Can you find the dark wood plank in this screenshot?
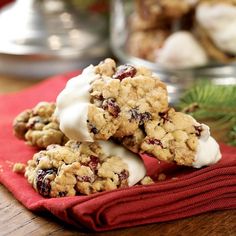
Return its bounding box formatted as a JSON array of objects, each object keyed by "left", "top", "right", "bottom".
[{"left": 1, "top": 184, "right": 235, "bottom": 236}]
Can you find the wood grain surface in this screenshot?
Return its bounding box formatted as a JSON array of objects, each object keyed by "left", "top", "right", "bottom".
[{"left": 0, "top": 75, "right": 236, "bottom": 236}]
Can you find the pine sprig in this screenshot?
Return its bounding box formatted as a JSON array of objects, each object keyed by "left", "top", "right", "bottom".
[
  {"left": 229, "top": 125, "right": 236, "bottom": 146},
  {"left": 178, "top": 82, "right": 236, "bottom": 145}
]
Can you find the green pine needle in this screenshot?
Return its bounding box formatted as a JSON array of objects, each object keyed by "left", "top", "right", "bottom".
[
  {"left": 229, "top": 125, "right": 236, "bottom": 146},
  {"left": 178, "top": 82, "right": 236, "bottom": 145}
]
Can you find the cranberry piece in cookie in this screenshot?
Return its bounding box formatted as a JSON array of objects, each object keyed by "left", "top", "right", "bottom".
[
  {"left": 36, "top": 169, "right": 56, "bottom": 197},
  {"left": 146, "top": 138, "right": 163, "bottom": 148},
  {"left": 102, "top": 98, "right": 121, "bottom": 117},
  {"left": 113, "top": 65, "right": 137, "bottom": 80},
  {"left": 194, "top": 125, "right": 203, "bottom": 137}
]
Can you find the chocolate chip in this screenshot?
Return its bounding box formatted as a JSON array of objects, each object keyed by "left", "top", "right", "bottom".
[
  {"left": 36, "top": 169, "right": 57, "bottom": 197},
  {"left": 102, "top": 98, "right": 120, "bottom": 117},
  {"left": 113, "top": 65, "right": 137, "bottom": 81}
]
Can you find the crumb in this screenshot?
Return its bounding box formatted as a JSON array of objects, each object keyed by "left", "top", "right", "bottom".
[
  {"left": 158, "top": 173, "right": 166, "bottom": 181},
  {"left": 13, "top": 163, "right": 26, "bottom": 174},
  {"left": 140, "top": 176, "right": 155, "bottom": 185}
]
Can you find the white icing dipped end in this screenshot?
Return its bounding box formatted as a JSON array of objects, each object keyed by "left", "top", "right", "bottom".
[
  {"left": 196, "top": 3, "right": 236, "bottom": 55},
  {"left": 193, "top": 124, "right": 221, "bottom": 168},
  {"left": 55, "top": 65, "right": 99, "bottom": 142},
  {"left": 98, "top": 141, "right": 146, "bottom": 186},
  {"left": 156, "top": 31, "right": 208, "bottom": 69}
]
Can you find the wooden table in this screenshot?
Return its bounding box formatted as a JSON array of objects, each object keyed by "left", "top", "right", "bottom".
[{"left": 0, "top": 75, "right": 235, "bottom": 236}]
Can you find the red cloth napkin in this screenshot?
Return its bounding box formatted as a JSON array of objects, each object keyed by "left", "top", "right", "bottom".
[
  {"left": 0, "top": 72, "right": 236, "bottom": 232},
  {"left": 0, "top": 0, "right": 13, "bottom": 8}
]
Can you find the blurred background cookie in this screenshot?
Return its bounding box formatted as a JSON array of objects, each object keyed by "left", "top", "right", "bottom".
[{"left": 195, "top": 0, "right": 236, "bottom": 62}]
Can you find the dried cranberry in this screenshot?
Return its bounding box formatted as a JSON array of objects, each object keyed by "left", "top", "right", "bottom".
[
  {"left": 194, "top": 125, "right": 203, "bottom": 137},
  {"left": 146, "top": 138, "right": 163, "bottom": 148},
  {"left": 88, "top": 155, "right": 100, "bottom": 170},
  {"left": 77, "top": 175, "right": 93, "bottom": 183},
  {"left": 129, "top": 109, "right": 151, "bottom": 125},
  {"left": 102, "top": 98, "right": 120, "bottom": 117},
  {"left": 91, "top": 126, "right": 99, "bottom": 134},
  {"left": 158, "top": 111, "right": 170, "bottom": 123},
  {"left": 129, "top": 108, "right": 140, "bottom": 121},
  {"left": 91, "top": 94, "right": 104, "bottom": 104},
  {"left": 139, "top": 112, "right": 151, "bottom": 125},
  {"left": 118, "top": 170, "right": 129, "bottom": 182},
  {"left": 113, "top": 65, "right": 137, "bottom": 81},
  {"left": 95, "top": 94, "right": 104, "bottom": 101},
  {"left": 58, "top": 191, "right": 67, "bottom": 197},
  {"left": 36, "top": 169, "right": 56, "bottom": 197}
]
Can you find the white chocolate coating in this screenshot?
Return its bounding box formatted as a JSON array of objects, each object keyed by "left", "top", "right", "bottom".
[
  {"left": 193, "top": 122, "right": 221, "bottom": 168},
  {"left": 156, "top": 31, "right": 208, "bottom": 69},
  {"left": 98, "top": 141, "right": 146, "bottom": 186},
  {"left": 55, "top": 65, "right": 99, "bottom": 142},
  {"left": 196, "top": 3, "right": 236, "bottom": 55}
]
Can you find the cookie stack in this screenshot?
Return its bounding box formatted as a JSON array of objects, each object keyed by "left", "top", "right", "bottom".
[
  {"left": 126, "top": 0, "right": 236, "bottom": 68},
  {"left": 13, "top": 59, "right": 221, "bottom": 197}
]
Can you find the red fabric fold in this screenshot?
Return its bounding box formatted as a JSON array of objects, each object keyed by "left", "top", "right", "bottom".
[{"left": 0, "top": 72, "right": 235, "bottom": 231}]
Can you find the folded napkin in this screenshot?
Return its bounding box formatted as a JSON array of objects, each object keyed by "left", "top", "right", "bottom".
[
  {"left": 0, "top": 0, "right": 12, "bottom": 8},
  {"left": 0, "top": 72, "right": 236, "bottom": 232}
]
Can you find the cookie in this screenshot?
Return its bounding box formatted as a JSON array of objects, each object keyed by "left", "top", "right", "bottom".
[
  {"left": 127, "top": 29, "right": 170, "bottom": 62},
  {"left": 195, "top": 0, "right": 236, "bottom": 62},
  {"left": 155, "top": 31, "right": 208, "bottom": 69},
  {"left": 25, "top": 140, "right": 146, "bottom": 197},
  {"left": 135, "top": 0, "right": 192, "bottom": 22},
  {"left": 13, "top": 102, "right": 68, "bottom": 149},
  {"left": 55, "top": 59, "right": 221, "bottom": 167},
  {"left": 128, "top": 12, "right": 172, "bottom": 32},
  {"left": 195, "top": 25, "right": 236, "bottom": 63},
  {"left": 55, "top": 58, "right": 168, "bottom": 142},
  {"left": 119, "top": 108, "right": 221, "bottom": 167}
]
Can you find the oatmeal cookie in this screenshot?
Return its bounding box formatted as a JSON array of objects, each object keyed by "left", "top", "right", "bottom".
[
  {"left": 119, "top": 108, "right": 221, "bottom": 167},
  {"left": 136, "top": 0, "right": 192, "bottom": 22},
  {"left": 195, "top": 0, "right": 236, "bottom": 62},
  {"left": 13, "top": 102, "right": 68, "bottom": 149},
  {"left": 128, "top": 12, "right": 172, "bottom": 32},
  {"left": 25, "top": 140, "right": 146, "bottom": 197},
  {"left": 127, "top": 30, "right": 170, "bottom": 62},
  {"left": 195, "top": 25, "right": 236, "bottom": 63},
  {"left": 55, "top": 58, "right": 168, "bottom": 142}
]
